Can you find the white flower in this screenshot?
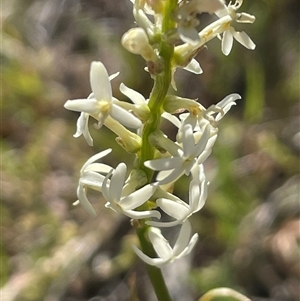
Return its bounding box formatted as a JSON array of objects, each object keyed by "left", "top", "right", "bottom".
[
  {"left": 147, "top": 166, "right": 208, "bottom": 227},
  {"left": 102, "top": 163, "right": 160, "bottom": 219},
  {"left": 145, "top": 123, "right": 211, "bottom": 185},
  {"left": 178, "top": 93, "right": 241, "bottom": 132},
  {"left": 133, "top": 220, "right": 199, "bottom": 267},
  {"left": 64, "top": 61, "right": 142, "bottom": 145},
  {"left": 215, "top": 0, "right": 256, "bottom": 55},
  {"left": 176, "top": 0, "right": 226, "bottom": 45},
  {"left": 77, "top": 148, "right": 113, "bottom": 216}
]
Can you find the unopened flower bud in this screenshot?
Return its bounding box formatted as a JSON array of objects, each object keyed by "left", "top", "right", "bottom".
[{"left": 122, "top": 28, "right": 158, "bottom": 62}]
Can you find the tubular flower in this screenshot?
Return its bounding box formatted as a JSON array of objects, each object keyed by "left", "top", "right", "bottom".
[
  {"left": 147, "top": 166, "right": 208, "bottom": 227},
  {"left": 178, "top": 93, "right": 241, "bottom": 134},
  {"left": 76, "top": 148, "right": 113, "bottom": 216},
  {"left": 102, "top": 163, "right": 160, "bottom": 219},
  {"left": 133, "top": 220, "right": 199, "bottom": 267},
  {"left": 176, "top": 0, "right": 226, "bottom": 44},
  {"left": 215, "top": 0, "right": 256, "bottom": 55},
  {"left": 64, "top": 61, "right": 142, "bottom": 146},
  {"left": 144, "top": 123, "right": 211, "bottom": 185}
]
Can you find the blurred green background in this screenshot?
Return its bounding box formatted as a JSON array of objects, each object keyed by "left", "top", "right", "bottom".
[{"left": 1, "top": 0, "right": 299, "bottom": 301}]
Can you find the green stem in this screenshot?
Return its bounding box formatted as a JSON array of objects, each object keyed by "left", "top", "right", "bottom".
[
  {"left": 138, "top": 61, "right": 172, "bottom": 181},
  {"left": 134, "top": 1, "right": 178, "bottom": 301}
]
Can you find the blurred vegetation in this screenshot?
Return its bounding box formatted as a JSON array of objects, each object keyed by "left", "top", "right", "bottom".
[{"left": 1, "top": 0, "right": 299, "bottom": 301}]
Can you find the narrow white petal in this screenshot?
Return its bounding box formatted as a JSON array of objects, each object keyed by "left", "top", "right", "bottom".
[
  {"left": 132, "top": 245, "right": 167, "bottom": 267},
  {"left": 119, "top": 184, "right": 157, "bottom": 210},
  {"left": 181, "top": 124, "right": 195, "bottom": 157},
  {"left": 206, "top": 134, "right": 218, "bottom": 149},
  {"left": 119, "top": 83, "right": 146, "bottom": 105},
  {"left": 233, "top": 31, "right": 256, "bottom": 50},
  {"left": 81, "top": 149, "right": 112, "bottom": 172},
  {"left": 80, "top": 171, "right": 105, "bottom": 191},
  {"left": 109, "top": 72, "right": 120, "bottom": 81},
  {"left": 123, "top": 209, "right": 161, "bottom": 219},
  {"left": 149, "top": 227, "right": 173, "bottom": 260},
  {"left": 189, "top": 180, "right": 201, "bottom": 211},
  {"left": 198, "top": 164, "right": 206, "bottom": 182},
  {"left": 197, "top": 180, "right": 208, "bottom": 211},
  {"left": 157, "top": 198, "right": 189, "bottom": 220},
  {"left": 193, "top": 125, "right": 210, "bottom": 157},
  {"left": 64, "top": 98, "right": 98, "bottom": 114},
  {"left": 77, "top": 184, "right": 96, "bottom": 216},
  {"left": 84, "top": 163, "right": 112, "bottom": 174},
  {"left": 176, "top": 233, "right": 199, "bottom": 259},
  {"left": 183, "top": 59, "right": 203, "bottom": 74},
  {"left": 197, "top": 148, "right": 213, "bottom": 164},
  {"left": 102, "top": 169, "right": 114, "bottom": 201},
  {"left": 215, "top": 103, "right": 236, "bottom": 121},
  {"left": 222, "top": 29, "right": 234, "bottom": 56},
  {"left": 110, "top": 163, "right": 127, "bottom": 202},
  {"left": 133, "top": 7, "right": 155, "bottom": 36},
  {"left": 74, "top": 112, "right": 93, "bottom": 146},
  {"left": 191, "top": 164, "right": 206, "bottom": 182},
  {"left": 155, "top": 169, "right": 172, "bottom": 181},
  {"left": 156, "top": 167, "right": 184, "bottom": 185},
  {"left": 110, "top": 104, "right": 142, "bottom": 128},
  {"left": 90, "top": 61, "right": 112, "bottom": 101},
  {"left": 182, "top": 114, "right": 198, "bottom": 130},
  {"left": 215, "top": 93, "right": 241, "bottom": 109},
  {"left": 173, "top": 220, "right": 192, "bottom": 255},
  {"left": 144, "top": 157, "right": 183, "bottom": 171}
]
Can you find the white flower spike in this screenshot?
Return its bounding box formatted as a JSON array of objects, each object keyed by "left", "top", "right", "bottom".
[
  {"left": 64, "top": 62, "right": 142, "bottom": 145},
  {"left": 102, "top": 163, "right": 160, "bottom": 219},
  {"left": 64, "top": 0, "right": 257, "bottom": 282},
  {"left": 133, "top": 220, "right": 199, "bottom": 267}
]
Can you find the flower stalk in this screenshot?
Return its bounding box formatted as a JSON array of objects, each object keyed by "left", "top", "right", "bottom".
[{"left": 64, "top": 0, "right": 256, "bottom": 300}]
